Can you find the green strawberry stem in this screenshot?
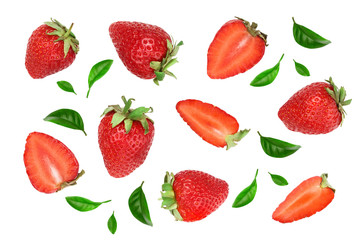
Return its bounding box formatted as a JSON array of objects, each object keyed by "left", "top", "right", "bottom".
[
  {"left": 161, "top": 172, "right": 183, "bottom": 221},
  {"left": 325, "top": 77, "right": 352, "bottom": 125},
  {"left": 225, "top": 129, "right": 251, "bottom": 150},
  {"left": 101, "top": 96, "right": 153, "bottom": 135},
  {"left": 320, "top": 173, "right": 335, "bottom": 192},
  {"left": 151, "top": 39, "right": 183, "bottom": 85},
  {"left": 45, "top": 18, "right": 79, "bottom": 57},
  {"left": 59, "top": 169, "right": 85, "bottom": 191}
]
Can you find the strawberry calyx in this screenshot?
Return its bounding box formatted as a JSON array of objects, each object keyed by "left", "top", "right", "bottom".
[
  {"left": 58, "top": 169, "right": 85, "bottom": 192},
  {"left": 235, "top": 17, "right": 268, "bottom": 45},
  {"left": 225, "top": 129, "right": 251, "bottom": 150},
  {"left": 150, "top": 38, "right": 184, "bottom": 85},
  {"left": 161, "top": 172, "right": 183, "bottom": 221},
  {"left": 325, "top": 77, "right": 352, "bottom": 124},
  {"left": 45, "top": 18, "right": 80, "bottom": 57},
  {"left": 101, "top": 96, "right": 154, "bottom": 135},
  {"left": 320, "top": 173, "right": 335, "bottom": 193}
]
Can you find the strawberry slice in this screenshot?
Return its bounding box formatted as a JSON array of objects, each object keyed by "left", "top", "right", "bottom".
[
  {"left": 272, "top": 174, "right": 335, "bottom": 223},
  {"left": 207, "top": 17, "right": 267, "bottom": 79},
  {"left": 176, "top": 99, "right": 249, "bottom": 150},
  {"left": 23, "top": 132, "right": 84, "bottom": 193}
]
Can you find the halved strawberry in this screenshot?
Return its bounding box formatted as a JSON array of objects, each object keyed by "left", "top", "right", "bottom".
[
  {"left": 23, "top": 132, "right": 84, "bottom": 193},
  {"left": 176, "top": 99, "right": 249, "bottom": 150},
  {"left": 272, "top": 174, "right": 335, "bottom": 223},
  {"left": 207, "top": 17, "right": 267, "bottom": 79}
]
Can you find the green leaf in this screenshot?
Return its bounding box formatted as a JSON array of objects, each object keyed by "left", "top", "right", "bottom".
[
  {"left": 86, "top": 59, "right": 113, "bottom": 98},
  {"left": 124, "top": 119, "right": 133, "bottom": 133},
  {"left": 163, "top": 58, "right": 178, "bottom": 71},
  {"left": 150, "top": 61, "right": 161, "bottom": 71},
  {"left": 128, "top": 107, "right": 152, "bottom": 120},
  {"left": 44, "top": 108, "right": 87, "bottom": 136},
  {"left": 111, "top": 112, "right": 126, "bottom": 128},
  {"left": 268, "top": 172, "right": 288, "bottom": 186},
  {"left": 128, "top": 182, "right": 153, "bottom": 226},
  {"left": 250, "top": 54, "right": 284, "bottom": 87},
  {"left": 107, "top": 211, "right": 117, "bottom": 234},
  {"left": 232, "top": 169, "right": 258, "bottom": 208},
  {"left": 65, "top": 196, "right": 111, "bottom": 212},
  {"left": 293, "top": 60, "right": 310, "bottom": 76},
  {"left": 292, "top": 17, "right": 331, "bottom": 49},
  {"left": 258, "top": 131, "right": 301, "bottom": 158},
  {"left": 57, "top": 81, "right": 76, "bottom": 94}
]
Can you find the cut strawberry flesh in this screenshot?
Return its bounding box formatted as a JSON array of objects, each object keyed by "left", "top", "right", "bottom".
[
  {"left": 176, "top": 99, "right": 239, "bottom": 147},
  {"left": 207, "top": 19, "right": 265, "bottom": 79},
  {"left": 24, "top": 132, "right": 79, "bottom": 193},
  {"left": 272, "top": 176, "right": 335, "bottom": 223}
]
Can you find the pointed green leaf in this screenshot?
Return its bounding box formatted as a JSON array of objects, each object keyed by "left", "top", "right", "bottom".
[
  {"left": 163, "top": 58, "right": 178, "bottom": 71},
  {"left": 128, "top": 107, "right": 152, "bottom": 120},
  {"left": 250, "top": 54, "right": 284, "bottom": 87},
  {"left": 111, "top": 112, "right": 126, "bottom": 128},
  {"left": 65, "top": 196, "right": 111, "bottom": 212},
  {"left": 166, "top": 39, "right": 173, "bottom": 51},
  {"left": 232, "top": 169, "right": 259, "bottom": 208},
  {"left": 268, "top": 172, "right": 288, "bottom": 186},
  {"left": 101, "top": 106, "right": 115, "bottom": 117},
  {"left": 258, "top": 131, "right": 301, "bottom": 158},
  {"left": 150, "top": 61, "right": 161, "bottom": 71},
  {"left": 164, "top": 70, "right": 177, "bottom": 79},
  {"left": 87, "top": 59, "right": 113, "bottom": 98},
  {"left": 124, "top": 119, "right": 133, "bottom": 133},
  {"left": 343, "top": 99, "right": 352, "bottom": 106},
  {"left": 128, "top": 182, "right": 153, "bottom": 226},
  {"left": 44, "top": 21, "right": 63, "bottom": 31},
  {"left": 57, "top": 81, "right": 76, "bottom": 94},
  {"left": 63, "top": 40, "right": 71, "bottom": 57},
  {"left": 44, "top": 109, "right": 86, "bottom": 135},
  {"left": 107, "top": 211, "right": 117, "bottom": 234},
  {"left": 293, "top": 59, "right": 310, "bottom": 76},
  {"left": 339, "top": 87, "right": 346, "bottom": 103},
  {"left": 140, "top": 118, "right": 150, "bottom": 135},
  {"left": 292, "top": 17, "right": 331, "bottom": 49}
]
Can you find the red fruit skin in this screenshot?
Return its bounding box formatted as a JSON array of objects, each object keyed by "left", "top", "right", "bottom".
[
  {"left": 173, "top": 170, "right": 229, "bottom": 222},
  {"left": 278, "top": 82, "right": 342, "bottom": 134},
  {"left": 207, "top": 19, "right": 266, "bottom": 79},
  {"left": 109, "top": 21, "right": 170, "bottom": 79},
  {"left": 23, "top": 132, "right": 79, "bottom": 193},
  {"left": 176, "top": 99, "right": 239, "bottom": 148},
  {"left": 272, "top": 176, "right": 335, "bottom": 223},
  {"left": 98, "top": 112, "right": 155, "bottom": 178},
  {"left": 25, "top": 24, "right": 76, "bottom": 79}
]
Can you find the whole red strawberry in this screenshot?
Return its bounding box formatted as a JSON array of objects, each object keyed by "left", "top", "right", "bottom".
[
  {"left": 23, "top": 132, "right": 84, "bottom": 193},
  {"left": 98, "top": 96, "right": 154, "bottom": 178},
  {"left": 25, "top": 19, "right": 79, "bottom": 79},
  {"left": 161, "top": 170, "right": 229, "bottom": 222},
  {"left": 207, "top": 17, "right": 267, "bottom": 79},
  {"left": 109, "top": 21, "right": 183, "bottom": 85},
  {"left": 278, "top": 77, "right": 351, "bottom": 134}
]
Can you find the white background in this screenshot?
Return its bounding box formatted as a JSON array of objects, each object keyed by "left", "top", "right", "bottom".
[{"left": 1, "top": 0, "right": 359, "bottom": 239}]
